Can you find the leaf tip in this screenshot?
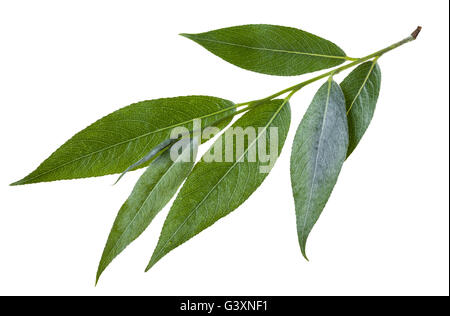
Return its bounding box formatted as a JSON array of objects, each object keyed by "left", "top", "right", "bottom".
[
  {"left": 179, "top": 33, "right": 195, "bottom": 40},
  {"left": 301, "top": 248, "right": 310, "bottom": 262},
  {"left": 95, "top": 268, "right": 103, "bottom": 286},
  {"left": 10, "top": 179, "right": 25, "bottom": 186},
  {"left": 299, "top": 236, "right": 310, "bottom": 261},
  {"left": 112, "top": 174, "right": 124, "bottom": 186},
  {"left": 145, "top": 256, "right": 159, "bottom": 272},
  {"left": 144, "top": 262, "right": 153, "bottom": 273}
]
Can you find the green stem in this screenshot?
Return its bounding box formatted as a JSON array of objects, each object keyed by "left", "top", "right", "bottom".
[
  {"left": 344, "top": 56, "right": 360, "bottom": 62},
  {"left": 132, "top": 28, "right": 421, "bottom": 166},
  {"left": 239, "top": 27, "right": 420, "bottom": 106}
]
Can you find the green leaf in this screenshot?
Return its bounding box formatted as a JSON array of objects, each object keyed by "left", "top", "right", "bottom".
[
  {"left": 290, "top": 79, "right": 348, "bottom": 260},
  {"left": 11, "top": 96, "right": 235, "bottom": 185},
  {"left": 181, "top": 24, "right": 348, "bottom": 76},
  {"left": 146, "top": 99, "right": 291, "bottom": 270},
  {"left": 96, "top": 138, "right": 198, "bottom": 283},
  {"left": 340, "top": 61, "right": 381, "bottom": 157},
  {"left": 114, "top": 138, "right": 175, "bottom": 185}
]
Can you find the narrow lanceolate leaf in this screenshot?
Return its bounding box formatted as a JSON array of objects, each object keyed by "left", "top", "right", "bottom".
[
  {"left": 340, "top": 61, "right": 381, "bottom": 157},
  {"left": 181, "top": 24, "right": 348, "bottom": 76},
  {"left": 96, "top": 138, "right": 198, "bottom": 283},
  {"left": 114, "top": 138, "right": 175, "bottom": 185},
  {"left": 290, "top": 79, "right": 348, "bottom": 260},
  {"left": 11, "top": 96, "right": 235, "bottom": 185},
  {"left": 146, "top": 99, "right": 291, "bottom": 270}
]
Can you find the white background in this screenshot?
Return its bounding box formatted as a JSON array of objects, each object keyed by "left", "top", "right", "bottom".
[{"left": 0, "top": 0, "right": 448, "bottom": 296}]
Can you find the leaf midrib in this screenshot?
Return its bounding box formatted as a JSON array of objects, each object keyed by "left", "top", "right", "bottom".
[
  {"left": 149, "top": 100, "right": 288, "bottom": 266},
  {"left": 185, "top": 35, "right": 348, "bottom": 60},
  {"left": 346, "top": 61, "right": 378, "bottom": 115},
  {"left": 21, "top": 105, "right": 235, "bottom": 183},
  {"left": 300, "top": 80, "right": 333, "bottom": 246}
]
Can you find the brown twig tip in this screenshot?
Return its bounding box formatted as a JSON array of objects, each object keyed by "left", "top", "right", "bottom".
[{"left": 411, "top": 26, "right": 422, "bottom": 39}]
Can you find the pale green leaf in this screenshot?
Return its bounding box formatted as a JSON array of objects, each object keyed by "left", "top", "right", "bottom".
[
  {"left": 181, "top": 24, "right": 348, "bottom": 76},
  {"left": 114, "top": 138, "right": 175, "bottom": 185},
  {"left": 290, "top": 79, "right": 348, "bottom": 259},
  {"left": 340, "top": 61, "right": 381, "bottom": 157},
  {"left": 96, "top": 138, "right": 198, "bottom": 283},
  {"left": 146, "top": 99, "right": 291, "bottom": 270},
  {"left": 12, "top": 96, "right": 235, "bottom": 185}
]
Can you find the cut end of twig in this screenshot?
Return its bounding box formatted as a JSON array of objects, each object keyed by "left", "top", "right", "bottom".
[{"left": 411, "top": 26, "right": 422, "bottom": 39}]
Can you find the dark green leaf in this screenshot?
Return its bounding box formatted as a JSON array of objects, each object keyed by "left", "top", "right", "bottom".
[
  {"left": 290, "top": 79, "right": 348, "bottom": 259},
  {"left": 181, "top": 24, "right": 348, "bottom": 76},
  {"left": 146, "top": 99, "right": 291, "bottom": 270},
  {"left": 340, "top": 61, "right": 381, "bottom": 157},
  {"left": 96, "top": 138, "right": 198, "bottom": 283},
  {"left": 12, "top": 96, "right": 235, "bottom": 185}
]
